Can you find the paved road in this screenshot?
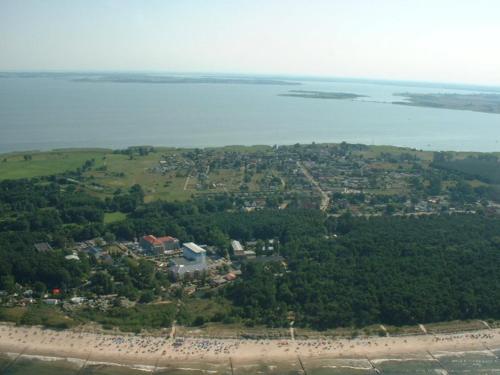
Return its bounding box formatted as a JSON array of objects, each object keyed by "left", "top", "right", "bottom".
[{"left": 297, "top": 161, "right": 330, "bottom": 211}]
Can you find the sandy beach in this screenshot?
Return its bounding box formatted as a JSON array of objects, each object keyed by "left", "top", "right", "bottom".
[{"left": 0, "top": 323, "right": 498, "bottom": 369}]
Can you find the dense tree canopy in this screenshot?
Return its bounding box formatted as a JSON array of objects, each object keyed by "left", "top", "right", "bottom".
[{"left": 226, "top": 215, "right": 500, "bottom": 329}]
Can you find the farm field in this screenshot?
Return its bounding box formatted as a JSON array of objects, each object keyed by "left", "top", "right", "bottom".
[{"left": 0, "top": 145, "right": 285, "bottom": 202}]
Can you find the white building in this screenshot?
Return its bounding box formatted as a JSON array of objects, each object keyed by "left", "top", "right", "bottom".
[
  {"left": 65, "top": 253, "right": 80, "bottom": 261},
  {"left": 231, "top": 240, "right": 245, "bottom": 257},
  {"left": 182, "top": 242, "right": 206, "bottom": 263}
]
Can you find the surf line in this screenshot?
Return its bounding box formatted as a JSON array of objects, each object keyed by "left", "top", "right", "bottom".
[
  {"left": 482, "top": 344, "right": 499, "bottom": 359},
  {"left": 427, "top": 350, "right": 449, "bottom": 375},
  {"left": 1, "top": 347, "right": 28, "bottom": 372},
  {"left": 366, "top": 357, "right": 381, "bottom": 374},
  {"left": 297, "top": 355, "right": 308, "bottom": 375},
  {"left": 76, "top": 351, "right": 92, "bottom": 375}
]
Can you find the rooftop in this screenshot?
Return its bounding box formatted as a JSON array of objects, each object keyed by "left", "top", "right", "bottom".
[
  {"left": 142, "top": 235, "right": 162, "bottom": 245},
  {"left": 143, "top": 235, "right": 178, "bottom": 245},
  {"left": 34, "top": 242, "right": 53, "bottom": 253},
  {"left": 182, "top": 242, "right": 206, "bottom": 254},
  {"left": 169, "top": 256, "right": 208, "bottom": 275},
  {"left": 158, "top": 236, "right": 178, "bottom": 243},
  {"left": 231, "top": 240, "right": 244, "bottom": 252}
]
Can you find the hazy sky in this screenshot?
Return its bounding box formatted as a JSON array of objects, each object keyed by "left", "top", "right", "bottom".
[{"left": 1, "top": 0, "right": 500, "bottom": 85}]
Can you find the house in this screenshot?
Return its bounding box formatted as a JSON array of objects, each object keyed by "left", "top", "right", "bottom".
[
  {"left": 34, "top": 242, "right": 52, "bottom": 253},
  {"left": 231, "top": 240, "right": 245, "bottom": 257},
  {"left": 70, "top": 297, "right": 86, "bottom": 304},
  {"left": 243, "top": 250, "right": 256, "bottom": 259},
  {"left": 65, "top": 253, "right": 80, "bottom": 261},
  {"left": 262, "top": 239, "right": 279, "bottom": 253},
  {"left": 224, "top": 272, "right": 237, "bottom": 281},
  {"left": 85, "top": 246, "right": 102, "bottom": 256},
  {"left": 182, "top": 242, "right": 206, "bottom": 263},
  {"left": 98, "top": 253, "right": 114, "bottom": 265},
  {"left": 140, "top": 235, "right": 180, "bottom": 254},
  {"left": 43, "top": 299, "right": 59, "bottom": 305}
]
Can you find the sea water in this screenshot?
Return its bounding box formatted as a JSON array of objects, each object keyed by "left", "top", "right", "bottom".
[
  {"left": 1, "top": 74, "right": 500, "bottom": 153},
  {"left": 2, "top": 351, "right": 500, "bottom": 374}
]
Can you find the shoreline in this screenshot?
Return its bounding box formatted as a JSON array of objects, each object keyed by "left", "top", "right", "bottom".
[
  {"left": 0, "top": 323, "right": 499, "bottom": 369},
  {"left": 2, "top": 141, "right": 500, "bottom": 158}
]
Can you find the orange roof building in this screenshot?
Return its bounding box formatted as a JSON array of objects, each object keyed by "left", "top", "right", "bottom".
[{"left": 140, "top": 235, "right": 180, "bottom": 254}]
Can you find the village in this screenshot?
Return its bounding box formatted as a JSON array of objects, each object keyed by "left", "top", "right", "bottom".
[
  {"left": 2, "top": 142, "right": 500, "bottom": 317},
  {"left": 0, "top": 233, "right": 282, "bottom": 314},
  {"left": 148, "top": 143, "right": 500, "bottom": 216}
]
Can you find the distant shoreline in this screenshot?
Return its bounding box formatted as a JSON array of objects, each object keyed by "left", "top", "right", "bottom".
[
  {"left": 2, "top": 141, "right": 500, "bottom": 158},
  {"left": 279, "top": 89, "right": 367, "bottom": 100},
  {"left": 277, "top": 89, "right": 500, "bottom": 115},
  {"left": 393, "top": 92, "right": 500, "bottom": 114},
  {"left": 1, "top": 71, "right": 500, "bottom": 93}
]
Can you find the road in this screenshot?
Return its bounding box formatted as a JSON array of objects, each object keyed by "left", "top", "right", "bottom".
[
  {"left": 183, "top": 175, "right": 191, "bottom": 191},
  {"left": 297, "top": 161, "right": 330, "bottom": 211}
]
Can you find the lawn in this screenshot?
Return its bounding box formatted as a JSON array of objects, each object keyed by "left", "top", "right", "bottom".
[{"left": 103, "top": 211, "right": 128, "bottom": 224}]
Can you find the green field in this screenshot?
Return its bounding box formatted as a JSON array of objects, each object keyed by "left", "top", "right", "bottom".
[
  {"left": 0, "top": 149, "right": 109, "bottom": 180},
  {"left": 0, "top": 146, "right": 284, "bottom": 202},
  {"left": 103, "top": 211, "right": 128, "bottom": 224}
]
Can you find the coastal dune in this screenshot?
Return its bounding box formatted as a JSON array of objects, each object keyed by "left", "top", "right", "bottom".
[{"left": 0, "top": 323, "right": 498, "bottom": 369}]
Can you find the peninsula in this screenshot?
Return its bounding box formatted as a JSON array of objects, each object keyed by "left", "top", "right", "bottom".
[
  {"left": 279, "top": 89, "right": 367, "bottom": 99},
  {"left": 393, "top": 92, "right": 500, "bottom": 114}
]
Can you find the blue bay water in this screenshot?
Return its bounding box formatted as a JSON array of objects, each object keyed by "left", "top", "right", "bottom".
[{"left": 1, "top": 76, "right": 500, "bottom": 153}]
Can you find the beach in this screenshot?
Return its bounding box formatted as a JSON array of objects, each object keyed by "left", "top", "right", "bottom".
[{"left": 0, "top": 323, "right": 498, "bottom": 371}]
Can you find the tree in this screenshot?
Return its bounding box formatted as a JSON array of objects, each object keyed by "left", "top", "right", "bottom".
[
  {"left": 90, "top": 271, "right": 114, "bottom": 295},
  {"left": 33, "top": 281, "right": 47, "bottom": 298},
  {"left": 139, "top": 290, "right": 155, "bottom": 303},
  {"left": 0, "top": 275, "right": 15, "bottom": 293},
  {"left": 103, "top": 232, "right": 116, "bottom": 243}
]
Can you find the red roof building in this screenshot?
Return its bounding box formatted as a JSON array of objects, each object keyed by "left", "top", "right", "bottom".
[{"left": 140, "top": 235, "right": 180, "bottom": 254}]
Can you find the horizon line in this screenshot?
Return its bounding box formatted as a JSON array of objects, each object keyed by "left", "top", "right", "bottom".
[{"left": 1, "top": 69, "right": 500, "bottom": 90}]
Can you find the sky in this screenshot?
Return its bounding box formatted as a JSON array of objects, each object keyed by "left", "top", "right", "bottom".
[{"left": 1, "top": 0, "right": 500, "bottom": 85}]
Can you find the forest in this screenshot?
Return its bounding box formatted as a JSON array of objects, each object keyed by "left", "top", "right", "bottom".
[
  {"left": 433, "top": 154, "right": 500, "bottom": 184},
  {"left": 0, "top": 175, "right": 499, "bottom": 331},
  {"left": 227, "top": 214, "right": 500, "bottom": 329}
]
